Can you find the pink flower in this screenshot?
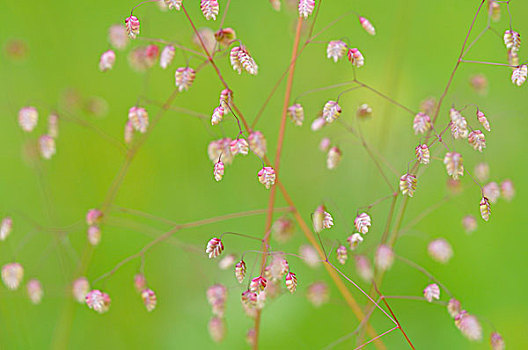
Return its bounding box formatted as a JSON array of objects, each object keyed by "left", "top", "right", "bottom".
[
  {"left": 423, "top": 283, "right": 440, "bottom": 302},
  {"left": 476, "top": 109, "right": 491, "bottom": 131},
  {"left": 375, "top": 245, "right": 394, "bottom": 271},
  {"left": 355, "top": 255, "right": 373, "bottom": 282},
  {"left": 207, "top": 284, "right": 227, "bottom": 316},
  {"left": 285, "top": 272, "right": 297, "bottom": 293},
  {"left": 241, "top": 290, "right": 257, "bottom": 307},
  {"left": 413, "top": 112, "right": 431, "bottom": 134},
  {"left": 175, "top": 67, "right": 196, "bottom": 91},
  {"left": 235, "top": 260, "right": 246, "bottom": 283},
  {"left": 18, "top": 106, "right": 38, "bottom": 132},
  {"left": 230, "top": 138, "right": 249, "bottom": 156},
  {"left": 300, "top": 244, "right": 320, "bottom": 267},
  {"left": 287, "top": 104, "right": 304, "bottom": 126},
  {"left": 213, "top": 161, "right": 224, "bottom": 182},
  {"left": 428, "top": 239, "right": 453, "bottom": 263},
  {"left": 134, "top": 274, "right": 147, "bottom": 292},
  {"left": 455, "top": 311, "right": 482, "bottom": 341},
  {"left": 298, "top": 0, "right": 315, "bottom": 18},
  {"left": 503, "top": 30, "right": 521, "bottom": 53},
  {"left": 327, "top": 40, "right": 347, "bottom": 62},
  {"left": 39, "top": 135, "right": 56, "bottom": 159},
  {"left": 125, "top": 16, "right": 140, "bottom": 39},
  {"left": 85, "top": 289, "right": 111, "bottom": 313},
  {"left": 347, "top": 233, "right": 363, "bottom": 250},
  {"left": 72, "top": 277, "right": 90, "bottom": 303},
  {"left": 319, "top": 137, "right": 331, "bottom": 152},
  {"left": 128, "top": 106, "right": 149, "bottom": 133},
  {"left": 359, "top": 16, "right": 376, "bottom": 35},
  {"left": 312, "top": 205, "right": 333, "bottom": 233},
  {"left": 218, "top": 254, "right": 236, "bottom": 270},
  {"left": 87, "top": 225, "right": 101, "bottom": 246},
  {"left": 468, "top": 130, "right": 486, "bottom": 152},
  {"left": 164, "top": 0, "right": 182, "bottom": 10},
  {"left": 480, "top": 197, "right": 491, "bottom": 221},
  {"left": 400, "top": 173, "right": 417, "bottom": 197},
  {"left": 108, "top": 24, "right": 128, "bottom": 49},
  {"left": 249, "top": 276, "right": 267, "bottom": 293},
  {"left": 86, "top": 209, "right": 103, "bottom": 226},
  {"left": 0, "top": 217, "right": 12, "bottom": 241},
  {"left": 160, "top": 45, "right": 175, "bottom": 69},
  {"left": 271, "top": 216, "right": 295, "bottom": 243},
  {"left": 462, "top": 215, "right": 477, "bottom": 234},
  {"left": 311, "top": 117, "right": 326, "bottom": 131},
  {"left": 512, "top": 65, "right": 527, "bottom": 86},
  {"left": 483, "top": 182, "right": 500, "bottom": 203},
  {"left": 354, "top": 213, "right": 371, "bottom": 234},
  {"left": 99, "top": 50, "right": 116, "bottom": 72},
  {"left": 219, "top": 89, "right": 232, "bottom": 109},
  {"left": 208, "top": 317, "right": 226, "bottom": 343},
  {"left": 444, "top": 152, "right": 464, "bottom": 180},
  {"left": 336, "top": 245, "right": 348, "bottom": 265},
  {"left": 500, "top": 179, "right": 515, "bottom": 201},
  {"left": 200, "top": 0, "right": 219, "bottom": 20},
  {"left": 258, "top": 166, "right": 276, "bottom": 189},
  {"left": 323, "top": 100, "right": 341, "bottom": 123},
  {"left": 490, "top": 332, "right": 505, "bottom": 350},
  {"left": 347, "top": 48, "right": 364, "bottom": 67},
  {"left": 205, "top": 237, "right": 224, "bottom": 258},
  {"left": 27, "top": 279, "right": 43, "bottom": 304},
  {"left": 327, "top": 146, "right": 342, "bottom": 170},
  {"left": 415, "top": 144, "right": 430, "bottom": 164},
  {"left": 211, "top": 106, "right": 224, "bottom": 125},
  {"left": 248, "top": 131, "right": 267, "bottom": 158},
  {"left": 447, "top": 298, "right": 461, "bottom": 317},
  {"left": 230, "top": 46, "right": 258, "bottom": 75},
  {"left": 307, "top": 282, "right": 329, "bottom": 307},
  {"left": 141, "top": 288, "right": 157, "bottom": 311}
]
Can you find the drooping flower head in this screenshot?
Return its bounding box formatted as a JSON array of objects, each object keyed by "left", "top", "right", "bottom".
[
  {"left": 241, "top": 289, "right": 258, "bottom": 307},
  {"left": 455, "top": 311, "right": 482, "bottom": 341},
  {"left": 326, "top": 146, "right": 342, "bottom": 170},
  {"left": 503, "top": 30, "right": 521, "bottom": 53},
  {"left": 336, "top": 245, "right": 348, "bottom": 265},
  {"left": 211, "top": 106, "right": 224, "bottom": 126},
  {"left": 322, "top": 100, "right": 341, "bottom": 123},
  {"left": 108, "top": 24, "right": 129, "bottom": 49},
  {"left": 18, "top": 107, "right": 38, "bottom": 132},
  {"left": 500, "top": 179, "right": 515, "bottom": 201},
  {"left": 327, "top": 40, "right": 347, "bottom": 62},
  {"left": 357, "top": 103, "right": 372, "bottom": 118},
  {"left": 415, "top": 144, "right": 430, "bottom": 164},
  {"left": 375, "top": 245, "right": 394, "bottom": 271},
  {"left": 300, "top": 244, "right": 320, "bottom": 267},
  {"left": 27, "top": 279, "right": 43, "bottom": 304},
  {"left": 0, "top": 217, "right": 12, "bottom": 241},
  {"left": 512, "top": 65, "right": 527, "bottom": 86},
  {"left": 423, "top": 283, "right": 440, "bottom": 302},
  {"left": 468, "top": 130, "right": 486, "bottom": 152},
  {"left": 483, "top": 182, "right": 500, "bottom": 203},
  {"left": 444, "top": 152, "right": 464, "bottom": 180},
  {"left": 462, "top": 215, "right": 477, "bottom": 234},
  {"left": 319, "top": 137, "right": 331, "bottom": 152},
  {"left": 160, "top": 45, "right": 175, "bottom": 69},
  {"left": 476, "top": 109, "right": 491, "bottom": 131},
  {"left": 208, "top": 317, "right": 226, "bottom": 343},
  {"left": 249, "top": 276, "right": 267, "bottom": 294},
  {"left": 355, "top": 255, "right": 374, "bottom": 282},
  {"left": 164, "top": 0, "right": 182, "bottom": 10},
  {"left": 213, "top": 161, "right": 224, "bottom": 182},
  {"left": 205, "top": 237, "right": 224, "bottom": 258},
  {"left": 85, "top": 289, "right": 111, "bottom": 313},
  {"left": 48, "top": 113, "right": 59, "bottom": 138},
  {"left": 285, "top": 272, "right": 297, "bottom": 293},
  {"left": 272, "top": 216, "right": 295, "bottom": 243},
  {"left": 207, "top": 284, "right": 227, "bottom": 316},
  {"left": 87, "top": 225, "right": 101, "bottom": 246},
  {"left": 307, "top": 281, "right": 329, "bottom": 307},
  {"left": 248, "top": 131, "right": 267, "bottom": 158},
  {"left": 38, "top": 135, "right": 56, "bottom": 159},
  {"left": 230, "top": 46, "right": 258, "bottom": 75},
  {"left": 125, "top": 16, "right": 140, "bottom": 39},
  {"left": 347, "top": 48, "right": 364, "bottom": 67},
  {"left": 480, "top": 197, "right": 491, "bottom": 221},
  {"left": 312, "top": 205, "right": 333, "bottom": 233},
  {"left": 134, "top": 273, "right": 147, "bottom": 292},
  {"left": 354, "top": 213, "right": 371, "bottom": 234},
  {"left": 175, "top": 67, "right": 196, "bottom": 91},
  {"left": 201, "top": 0, "right": 219, "bottom": 20},
  {"left": 208, "top": 138, "right": 233, "bottom": 165},
  {"left": 99, "top": 50, "right": 116, "bottom": 72},
  {"left": 287, "top": 103, "right": 304, "bottom": 126},
  {"left": 413, "top": 112, "right": 431, "bottom": 134},
  {"left": 141, "top": 288, "right": 157, "bottom": 312},
  {"left": 2, "top": 263, "right": 24, "bottom": 290},
  {"left": 490, "top": 332, "right": 505, "bottom": 350},
  {"left": 400, "top": 173, "right": 417, "bottom": 197},
  {"left": 124, "top": 121, "right": 134, "bottom": 145},
  {"left": 298, "top": 0, "right": 315, "bottom": 18},
  {"left": 72, "top": 277, "right": 90, "bottom": 303},
  {"left": 128, "top": 106, "right": 149, "bottom": 133},
  {"left": 359, "top": 16, "right": 376, "bottom": 35},
  {"left": 218, "top": 254, "right": 236, "bottom": 270},
  {"left": 428, "top": 239, "right": 453, "bottom": 263},
  {"left": 447, "top": 298, "right": 461, "bottom": 317},
  {"left": 214, "top": 28, "right": 236, "bottom": 46},
  {"left": 258, "top": 166, "right": 276, "bottom": 189},
  {"left": 230, "top": 138, "right": 249, "bottom": 156},
  {"left": 235, "top": 260, "right": 246, "bottom": 283},
  {"left": 347, "top": 233, "right": 363, "bottom": 250}
]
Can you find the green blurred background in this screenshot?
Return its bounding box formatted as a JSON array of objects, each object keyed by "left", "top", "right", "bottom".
[{"left": 1, "top": 0, "right": 526, "bottom": 348}]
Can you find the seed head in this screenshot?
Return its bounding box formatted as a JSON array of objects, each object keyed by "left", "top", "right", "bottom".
[
  {"left": 480, "top": 197, "right": 491, "bottom": 221},
  {"left": 468, "top": 130, "right": 486, "bottom": 152},
  {"left": 455, "top": 311, "right": 482, "bottom": 341},
  {"left": 327, "top": 40, "right": 348, "bottom": 62},
  {"left": 214, "top": 28, "right": 236, "bottom": 46},
  {"left": 336, "top": 245, "right": 348, "bottom": 265},
  {"left": 323, "top": 100, "right": 341, "bottom": 123},
  {"left": 319, "top": 138, "right": 331, "bottom": 152},
  {"left": 201, "top": 0, "right": 219, "bottom": 20},
  {"left": 213, "top": 161, "right": 224, "bottom": 182},
  {"left": 205, "top": 237, "right": 224, "bottom": 258},
  {"left": 287, "top": 103, "right": 304, "bottom": 126},
  {"left": 208, "top": 317, "right": 226, "bottom": 343},
  {"left": 447, "top": 298, "right": 461, "bottom": 317},
  {"left": 0, "top": 217, "right": 12, "bottom": 241},
  {"left": 474, "top": 162, "right": 489, "bottom": 183},
  {"left": 500, "top": 179, "right": 515, "bottom": 201},
  {"left": 347, "top": 48, "right": 364, "bottom": 67},
  {"left": 359, "top": 16, "right": 376, "bottom": 35},
  {"left": 134, "top": 273, "right": 147, "bottom": 292},
  {"left": 26, "top": 279, "right": 43, "bottom": 304},
  {"left": 18, "top": 107, "right": 38, "bottom": 132},
  {"left": 85, "top": 289, "right": 111, "bottom": 313},
  {"left": 272, "top": 216, "right": 295, "bottom": 243},
  {"left": 249, "top": 131, "right": 267, "bottom": 158},
  {"left": 444, "top": 152, "right": 464, "bottom": 180},
  {"left": 208, "top": 138, "right": 233, "bottom": 164},
  {"left": 125, "top": 16, "right": 140, "bottom": 39},
  {"left": 124, "top": 121, "right": 134, "bottom": 145},
  {"left": 250, "top": 276, "right": 267, "bottom": 294},
  {"left": 375, "top": 245, "right": 394, "bottom": 271},
  {"left": 298, "top": 0, "right": 315, "bottom": 18},
  {"left": 490, "top": 332, "right": 505, "bottom": 350},
  {"left": 355, "top": 255, "right": 373, "bottom": 282},
  {"left": 413, "top": 112, "right": 431, "bottom": 134},
  {"left": 326, "top": 146, "right": 342, "bottom": 170},
  {"left": 462, "top": 215, "right": 477, "bottom": 234},
  {"left": 415, "top": 144, "right": 430, "bottom": 164},
  {"left": 400, "top": 173, "right": 417, "bottom": 197},
  {"left": 87, "top": 225, "right": 101, "bottom": 246},
  {"left": 128, "top": 106, "right": 149, "bottom": 133},
  {"left": 258, "top": 166, "right": 276, "bottom": 189},
  {"left": 218, "top": 254, "right": 236, "bottom": 270},
  {"left": 285, "top": 272, "right": 297, "bottom": 293},
  {"left": 207, "top": 284, "right": 227, "bottom": 316},
  {"left": 311, "top": 117, "right": 326, "bottom": 131},
  {"left": 211, "top": 106, "right": 224, "bottom": 125},
  {"left": 164, "top": 0, "right": 182, "bottom": 10},
  {"left": 175, "top": 67, "right": 196, "bottom": 91},
  {"left": 230, "top": 138, "right": 249, "bottom": 156},
  {"left": 354, "top": 213, "right": 371, "bottom": 234},
  {"left": 307, "top": 282, "right": 329, "bottom": 307},
  {"left": 300, "top": 244, "right": 321, "bottom": 267},
  {"left": 141, "top": 288, "right": 157, "bottom": 312},
  {"left": 483, "top": 182, "right": 500, "bottom": 203},
  {"left": 476, "top": 109, "right": 491, "bottom": 131},
  {"left": 1, "top": 263, "right": 23, "bottom": 290},
  {"left": 235, "top": 260, "right": 246, "bottom": 283},
  {"left": 72, "top": 277, "right": 90, "bottom": 303},
  {"left": 38, "top": 135, "right": 56, "bottom": 159},
  {"left": 241, "top": 289, "right": 258, "bottom": 307},
  {"left": 219, "top": 89, "right": 232, "bottom": 109},
  {"left": 450, "top": 108, "right": 468, "bottom": 139},
  {"left": 503, "top": 30, "right": 521, "bottom": 53},
  {"left": 512, "top": 65, "right": 527, "bottom": 86},
  {"left": 488, "top": 0, "right": 500, "bottom": 22},
  {"left": 159, "top": 45, "right": 175, "bottom": 69},
  {"left": 423, "top": 283, "right": 440, "bottom": 302},
  {"left": 99, "top": 50, "right": 116, "bottom": 72},
  {"left": 47, "top": 113, "right": 59, "bottom": 138},
  {"left": 312, "top": 205, "right": 333, "bottom": 233},
  {"left": 428, "top": 239, "right": 453, "bottom": 263},
  {"left": 347, "top": 233, "right": 363, "bottom": 250},
  {"left": 230, "top": 46, "right": 258, "bottom": 75},
  {"left": 108, "top": 24, "right": 128, "bottom": 49}
]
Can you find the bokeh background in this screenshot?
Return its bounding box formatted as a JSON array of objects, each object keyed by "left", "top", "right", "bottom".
[{"left": 1, "top": 0, "right": 527, "bottom": 348}]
